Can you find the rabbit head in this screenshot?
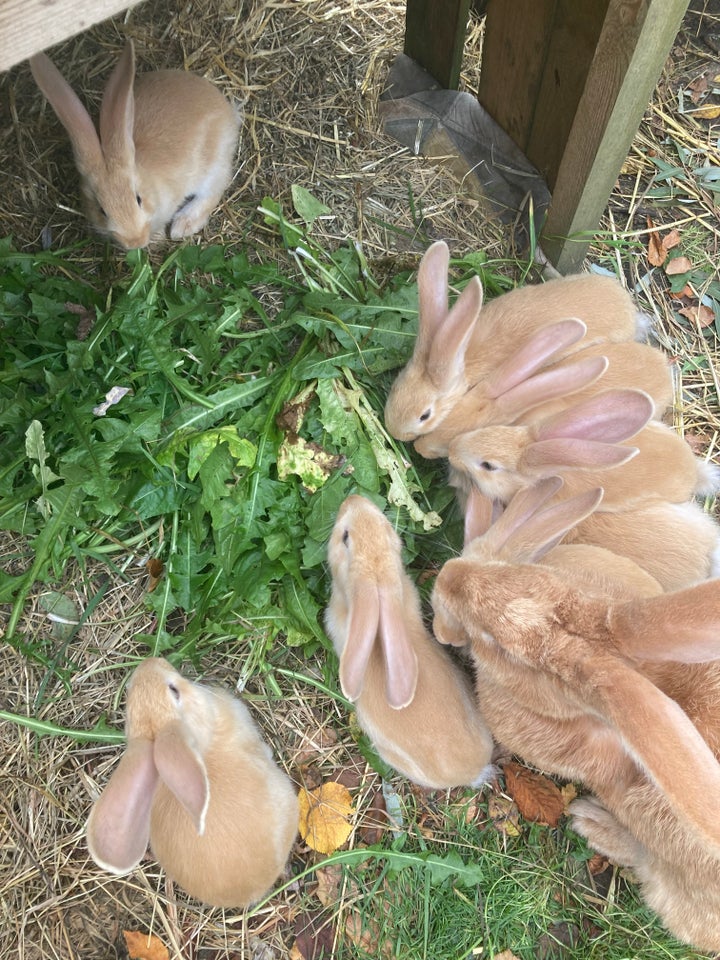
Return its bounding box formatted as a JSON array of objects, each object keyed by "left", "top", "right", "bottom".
[
  {"left": 448, "top": 388, "right": 653, "bottom": 503},
  {"left": 326, "top": 494, "right": 419, "bottom": 709}
]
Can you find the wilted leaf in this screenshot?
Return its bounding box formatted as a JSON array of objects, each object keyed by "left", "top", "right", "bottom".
[
  {"left": 358, "top": 786, "right": 388, "bottom": 845},
  {"left": 488, "top": 794, "right": 522, "bottom": 836},
  {"left": 678, "top": 303, "right": 715, "bottom": 327},
  {"left": 560, "top": 782, "right": 577, "bottom": 812},
  {"left": 146, "top": 557, "right": 165, "bottom": 592},
  {"left": 123, "top": 930, "right": 170, "bottom": 960},
  {"left": 314, "top": 864, "right": 343, "bottom": 907},
  {"left": 646, "top": 221, "right": 681, "bottom": 267},
  {"left": 664, "top": 255, "right": 693, "bottom": 276},
  {"left": 687, "top": 74, "right": 709, "bottom": 104},
  {"left": 298, "top": 781, "right": 354, "bottom": 854},
  {"left": 39, "top": 591, "right": 80, "bottom": 639},
  {"left": 690, "top": 103, "right": 720, "bottom": 119},
  {"left": 345, "top": 910, "right": 393, "bottom": 960},
  {"left": 587, "top": 852, "right": 611, "bottom": 876},
  {"left": 670, "top": 282, "right": 694, "bottom": 299},
  {"left": 291, "top": 184, "right": 332, "bottom": 228},
  {"left": 276, "top": 436, "right": 345, "bottom": 492},
  {"left": 93, "top": 385, "right": 131, "bottom": 416},
  {"left": 292, "top": 910, "right": 335, "bottom": 960},
  {"left": 503, "top": 761, "right": 565, "bottom": 827}
]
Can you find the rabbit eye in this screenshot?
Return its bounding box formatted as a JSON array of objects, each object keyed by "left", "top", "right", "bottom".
[
  {"left": 419, "top": 409, "right": 432, "bottom": 423},
  {"left": 136, "top": 194, "right": 143, "bottom": 208},
  {"left": 342, "top": 529, "right": 350, "bottom": 546},
  {"left": 479, "top": 461, "right": 498, "bottom": 472},
  {"left": 168, "top": 682, "right": 180, "bottom": 701}
]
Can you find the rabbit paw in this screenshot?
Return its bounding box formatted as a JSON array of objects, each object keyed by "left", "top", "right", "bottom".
[
  {"left": 569, "top": 797, "right": 643, "bottom": 866},
  {"left": 170, "top": 194, "right": 216, "bottom": 239}
]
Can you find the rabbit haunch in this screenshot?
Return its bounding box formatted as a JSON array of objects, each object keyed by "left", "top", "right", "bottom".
[
  {"left": 324, "top": 494, "right": 495, "bottom": 790},
  {"left": 30, "top": 41, "right": 241, "bottom": 249},
  {"left": 86, "top": 658, "right": 298, "bottom": 908},
  {"left": 384, "top": 239, "right": 649, "bottom": 445},
  {"left": 432, "top": 478, "right": 720, "bottom": 950}
]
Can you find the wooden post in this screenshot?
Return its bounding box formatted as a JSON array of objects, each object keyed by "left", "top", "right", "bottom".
[{"left": 403, "top": 0, "right": 472, "bottom": 90}]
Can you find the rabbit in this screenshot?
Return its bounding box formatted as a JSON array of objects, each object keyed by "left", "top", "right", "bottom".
[
  {"left": 324, "top": 493, "right": 495, "bottom": 790},
  {"left": 448, "top": 386, "right": 719, "bottom": 508},
  {"left": 85, "top": 657, "right": 298, "bottom": 908},
  {"left": 408, "top": 331, "right": 673, "bottom": 461},
  {"left": 29, "top": 40, "right": 241, "bottom": 249},
  {"left": 384, "top": 239, "right": 651, "bottom": 444},
  {"left": 431, "top": 478, "right": 720, "bottom": 950}
]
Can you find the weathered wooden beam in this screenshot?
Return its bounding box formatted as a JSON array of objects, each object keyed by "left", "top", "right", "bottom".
[
  {"left": 541, "top": 0, "right": 690, "bottom": 272},
  {"left": 403, "top": 0, "right": 472, "bottom": 90},
  {"left": 0, "top": 0, "right": 143, "bottom": 72}
]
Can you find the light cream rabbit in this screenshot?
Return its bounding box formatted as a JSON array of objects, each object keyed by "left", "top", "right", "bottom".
[
  {"left": 86, "top": 657, "right": 298, "bottom": 908},
  {"left": 324, "top": 494, "right": 495, "bottom": 789},
  {"left": 449, "top": 387, "right": 719, "bottom": 508},
  {"left": 30, "top": 41, "right": 241, "bottom": 249},
  {"left": 384, "top": 239, "right": 650, "bottom": 445},
  {"left": 432, "top": 478, "right": 720, "bottom": 950}
]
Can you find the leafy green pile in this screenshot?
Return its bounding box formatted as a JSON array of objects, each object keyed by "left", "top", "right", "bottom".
[{"left": 0, "top": 192, "right": 473, "bottom": 665}]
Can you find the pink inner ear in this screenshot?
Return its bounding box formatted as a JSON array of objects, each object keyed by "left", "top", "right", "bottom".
[
  {"left": 86, "top": 738, "right": 158, "bottom": 873},
  {"left": 463, "top": 485, "right": 496, "bottom": 545},
  {"left": 378, "top": 588, "right": 419, "bottom": 709},
  {"left": 416, "top": 241, "right": 451, "bottom": 351},
  {"left": 537, "top": 388, "right": 654, "bottom": 444},
  {"left": 484, "top": 318, "right": 587, "bottom": 398},
  {"left": 427, "top": 276, "right": 483, "bottom": 388},
  {"left": 154, "top": 724, "right": 210, "bottom": 835},
  {"left": 99, "top": 41, "right": 136, "bottom": 161},
  {"left": 524, "top": 438, "right": 639, "bottom": 470},
  {"left": 339, "top": 580, "right": 381, "bottom": 702}
]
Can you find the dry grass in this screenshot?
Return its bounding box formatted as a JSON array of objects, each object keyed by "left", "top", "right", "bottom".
[{"left": 1, "top": 1, "right": 719, "bottom": 958}]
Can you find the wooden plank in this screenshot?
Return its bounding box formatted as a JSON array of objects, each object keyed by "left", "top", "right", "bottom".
[
  {"left": 0, "top": 0, "right": 143, "bottom": 72},
  {"left": 541, "top": 0, "right": 690, "bottom": 272},
  {"left": 477, "top": 0, "right": 558, "bottom": 154},
  {"left": 403, "top": 0, "right": 471, "bottom": 90}
]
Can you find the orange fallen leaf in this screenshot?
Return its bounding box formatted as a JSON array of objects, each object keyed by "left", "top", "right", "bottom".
[
  {"left": 689, "top": 103, "right": 720, "bottom": 119},
  {"left": 503, "top": 761, "right": 565, "bottom": 827},
  {"left": 678, "top": 303, "right": 715, "bottom": 327},
  {"left": 588, "top": 852, "right": 611, "bottom": 876},
  {"left": 298, "top": 781, "right": 354, "bottom": 854},
  {"left": 664, "top": 255, "right": 693, "bottom": 276},
  {"left": 646, "top": 220, "right": 681, "bottom": 267},
  {"left": 345, "top": 909, "right": 394, "bottom": 960},
  {"left": 145, "top": 557, "right": 165, "bottom": 592},
  {"left": 670, "top": 282, "right": 694, "bottom": 299},
  {"left": 314, "top": 864, "right": 342, "bottom": 907},
  {"left": 123, "top": 931, "right": 170, "bottom": 960}
]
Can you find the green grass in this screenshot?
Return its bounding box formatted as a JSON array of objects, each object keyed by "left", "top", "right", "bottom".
[{"left": 0, "top": 192, "right": 712, "bottom": 959}]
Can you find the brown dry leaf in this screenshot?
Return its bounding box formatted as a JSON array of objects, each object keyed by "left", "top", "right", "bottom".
[
  {"left": 646, "top": 220, "right": 681, "bottom": 267},
  {"left": 145, "top": 557, "right": 165, "bottom": 592},
  {"left": 345, "top": 910, "right": 393, "bottom": 960},
  {"left": 560, "top": 782, "right": 577, "bottom": 812},
  {"left": 664, "top": 255, "right": 693, "bottom": 276},
  {"left": 358, "top": 786, "right": 388, "bottom": 845},
  {"left": 678, "top": 303, "right": 716, "bottom": 327},
  {"left": 670, "top": 282, "right": 694, "bottom": 299},
  {"left": 588, "top": 852, "right": 611, "bottom": 876},
  {"left": 292, "top": 909, "right": 335, "bottom": 960},
  {"left": 298, "top": 781, "right": 354, "bottom": 854},
  {"left": 503, "top": 761, "right": 565, "bottom": 827},
  {"left": 488, "top": 794, "right": 522, "bottom": 837},
  {"left": 687, "top": 74, "right": 709, "bottom": 104},
  {"left": 123, "top": 931, "right": 170, "bottom": 960},
  {"left": 314, "top": 864, "right": 342, "bottom": 908}
]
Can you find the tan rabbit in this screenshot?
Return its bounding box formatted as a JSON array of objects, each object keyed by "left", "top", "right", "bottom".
[
  {"left": 448, "top": 387, "right": 718, "bottom": 508},
  {"left": 432, "top": 478, "right": 720, "bottom": 950},
  {"left": 324, "top": 494, "right": 495, "bottom": 789},
  {"left": 30, "top": 41, "right": 241, "bottom": 249},
  {"left": 86, "top": 657, "right": 298, "bottom": 908},
  {"left": 385, "top": 239, "right": 648, "bottom": 444}
]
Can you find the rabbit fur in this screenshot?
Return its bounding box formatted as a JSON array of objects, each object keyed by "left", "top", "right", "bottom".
[
  {"left": 324, "top": 494, "right": 495, "bottom": 789},
  {"left": 86, "top": 657, "right": 298, "bottom": 908},
  {"left": 385, "top": 239, "right": 654, "bottom": 446},
  {"left": 432, "top": 478, "right": 720, "bottom": 950},
  {"left": 30, "top": 41, "right": 241, "bottom": 249}
]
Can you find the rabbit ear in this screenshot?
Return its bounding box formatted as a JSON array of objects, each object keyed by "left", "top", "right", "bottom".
[
  {"left": 426, "top": 276, "right": 483, "bottom": 390},
  {"left": 477, "top": 476, "right": 564, "bottom": 553},
  {"left": 463, "top": 485, "right": 497, "bottom": 546},
  {"left": 86, "top": 739, "right": 158, "bottom": 873},
  {"left": 416, "top": 241, "right": 451, "bottom": 354},
  {"left": 99, "top": 41, "right": 136, "bottom": 163},
  {"left": 485, "top": 318, "right": 587, "bottom": 398},
  {"left": 154, "top": 723, "right": 210, "bottom": 835},
  {"left": 610, "top": 580, "right": 720, "bottom": 663},
  {"left": 493, "top": 355, "right": 610, "bottom": 423},
  {"left": 535, "top": 389, "right": 654, "bottom": 444},
  {"left": 378, "top": 588, "right": 419, "bottom": 708},
  {"left": 589, "top": 663, "right": 720, "bottom": 850},
  {"left": 339, "top": 580, "right": 381, "bottom": 702},
  {"left": 524, "top": 438, "right": 639, "bottom": 471},
  {"left": 29, "top": 52, "right": 103, "bottom": 172}
]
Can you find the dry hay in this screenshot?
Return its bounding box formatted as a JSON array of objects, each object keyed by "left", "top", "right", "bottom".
[{"left": 1, "top": 1, "right": 719, "bottom": 958}]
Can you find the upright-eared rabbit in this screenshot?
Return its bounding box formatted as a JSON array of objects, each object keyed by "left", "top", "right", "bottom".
[
  {"left": 86, "top": 657, "right": 298, "bottom": 908},
  {"left": 384, "top": 240, "right": 658, "bottom": 447},
  {"left": 324, "top": 494, "right": 495, "bottom": 789},
  {"left": 30, "top": 41, "right": 241, "bottom": 249},
  {"left": 432, "top": 478, "right": 720, "bottom": 950}
]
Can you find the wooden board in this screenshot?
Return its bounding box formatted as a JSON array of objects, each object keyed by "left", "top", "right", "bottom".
[
  {"left": 0, "top": 0, "right": 144, "bottom": 72},
  {"left": 403, "top": 0, "right": 471, "bottom": 90}
]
